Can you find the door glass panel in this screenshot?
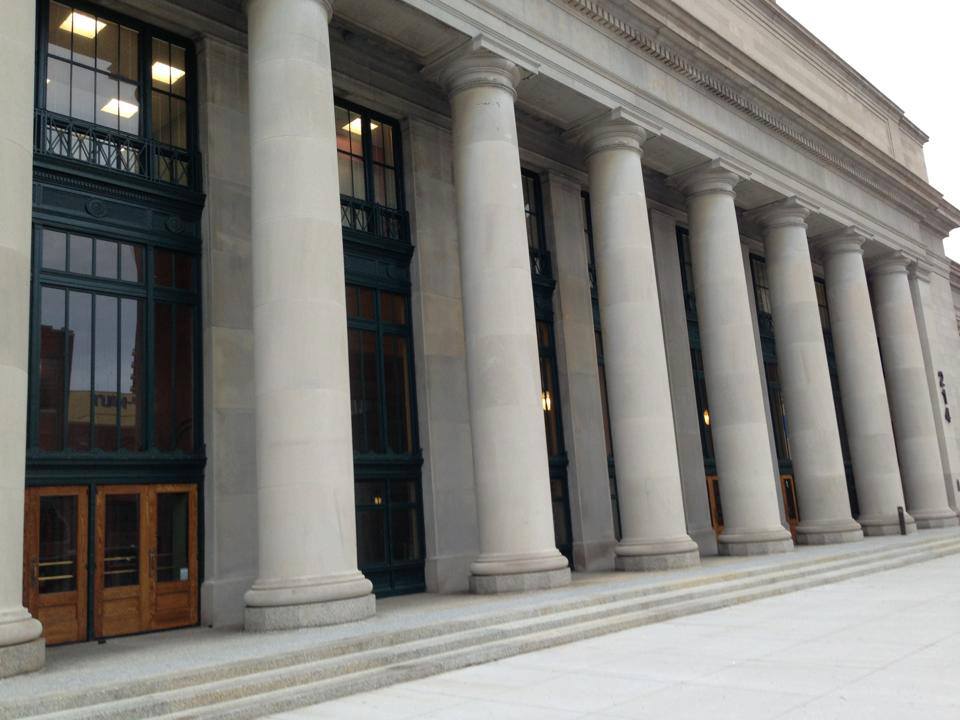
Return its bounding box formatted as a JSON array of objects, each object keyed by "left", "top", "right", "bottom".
[
  {"left": 156, "top": 493, "right": 189, "bottom": 582},
  {"left": 390, "top": 507, "right": 419, "bottom": 562},
  {"left": 103, "top": 494, "right": 139, "bottom": 588},
  {"left": 357, "top": 510, "right": 386, "bottom": 567},
  {"left": 38, "top": 495, "right": 78, "bottom": 594}
]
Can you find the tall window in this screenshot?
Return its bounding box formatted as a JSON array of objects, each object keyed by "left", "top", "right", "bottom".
[
  {"left": 523, "top": 170, "right": 573, "bottom": 561},
  {"left": 31, "top": 227, "right": 199, "bottom": 455},
  {"left": 338, "top": 100, "right": 423, "bottom": 595},
  {"left": 581, "top": 192, "right": 621, "bottom": 540},
  {"left": 39, "top": 1, "right": 196, "bottom": 186}
]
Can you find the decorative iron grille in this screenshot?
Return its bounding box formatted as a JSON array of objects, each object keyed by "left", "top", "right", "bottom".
[{"left": 340, "top": 195, "right": 408, "bottom": 245}]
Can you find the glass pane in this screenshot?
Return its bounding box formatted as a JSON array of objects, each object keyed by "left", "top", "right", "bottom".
[
  {"left": 48, "top": 2, "right": 72, "bottom": 60},
  {"left": 70, "top": 11, "right": 97, "bottom": 66},
  {"left": 103, "top": 494, "right": 139, "bottom": 588},
  {"left": 345, "top": 285, "right": 359, "bottom": 318},
  {"left": 154, "top": 249, "right": 174, "bottom": 286},
  {"left": 119, "top": 298, "right": 144, "bottom": 451},
  {"left": 118, "top": 80, "right": 139, "bottom": 135},
  {"left": 94, "top": 294, "right": 118, "bottom": 452},
  {"left": 154, "top": 303, "right": 173, "bottom": 450},
  {"left": 335, "top": 106, "right": 351, "bottom": 152},
  {"left": 169, "top": 44, "right": 187, "bottom": 98},
  {"left": 42, "top": 229, "right": 67, "bottom": 271},
  {"left": 152, "top": 38, "right": 170, "bottom": 88},
  {"left": 95, "top": 239, "right": 118, "bottom": 278},
  {"left": 380, "top": 292, "right": 406, "bottom": 325},
  {"left": 66, "top": 291, "right": 92, "bottom": 451},
  {"left": 390, "top": 507, "right": 420, "bottom": 562},
  {"left": 96, "top": 19, "right": 118, "bottom": 75},
  {"left": 175, "top": 304, "right": 195, "bottom": 452},
  {"left": 357, "top": 287, "right": 375, "bottom": 320},
  {"left": 69, "top": 234, "right": 92, "bottom": 275},
  {"left": 156, "top": 493, "right": 189, "bottom": 582},
  {"left": 118, "top": 26, "right": 139, "bottom": 82},
  {"left": 95, "top": 72, "right": 119, "bottom": 130},
  {"left": 174, "top": 252, "right": 193, "bottom": 290},
  {"left": 348, "top": 329, "right": 381, "bottom": 453},
  {"left": 541, "top": 355, "right": 561, "bottom": 457},
  {"left": 170, "top": 97, "right": 187, "bottom": 149},
  {"left": 38, "top": 287, "right": 66, "bottom": 451},
  {"left": 46, "top": 58, "right": 71, "bottom": 116},
  {"left": 370, "top": 121, "right": 386, "bottom": 164},
  {"left": 382, "top": 124, "right": 395, "bottom": 167},
  {"left": 389, "top": 479, "right": 417, "bottom": 504},
  {"left": 152, "top": 90, "right": 169, "bottom": 144},
  {"left": 71, "top": 64, "right": 96, "bottom": 123},
  {"left": 355, "top": 480, "right": 385, "bottom": 506},
  {"left": 38, "top": 495, "right": 78, "bottom": 594},
  {"left": 119, "top": 244, "right": 143, "bottom": 282},
  {"left": 351, "top": 157, "right": 366, "bottom": 200},
  {"left": 384, "top": 168, "right": 398, "bottom": 209},
  {"left": 383, "top": 334, "right": 412, "bottom": 454},
  {"left": 372, "top": 164, "right": 386, "bottom": 208},
  {"left": 357, "top": 509, "right": 385, "bottom": 567},
  {"left": 337, "top": 153, "right": 352, "bottom": 197}
]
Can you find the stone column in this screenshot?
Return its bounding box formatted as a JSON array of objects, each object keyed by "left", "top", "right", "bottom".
[
  {"left": 582, "top": 115, "right": 699, "bottom": 569},
  {"left": 813, "top": 231, "right": 914, "bottom": 535},
  {"left": 869, "top": 252, "right": 959, "bottom": 528},
  {"left": 669, "top": 161, "right": 793, "bottom": 556},
  {"left": 244, "top": 0, "right": 374, "bottom": 630},
  {"left": 0, "top": 0, "right": 43, "bottom": 679},
  {"left": 748, "top": 200, "right": 862, "bottom": 545},
  {"left": 430, "top": 41, "right": 570, "bottom": 592}
]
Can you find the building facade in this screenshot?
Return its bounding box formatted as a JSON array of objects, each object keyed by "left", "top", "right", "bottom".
[{"left": 2, "top": 0, "right": 960, "bottom": 677}]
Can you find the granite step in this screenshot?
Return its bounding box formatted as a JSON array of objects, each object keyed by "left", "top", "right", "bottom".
[{"left": 5, "top": 532, "right": 959, "bottom": 720}]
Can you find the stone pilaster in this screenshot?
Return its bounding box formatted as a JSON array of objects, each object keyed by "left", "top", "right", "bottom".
[
  {"left": 669, "top": 160, "right": 794, "bottom": 556},
  {"left": 747, "top": 199, "right": 862, "bottom": 545},
  {"left": 244, "top": 0, "right": 374, "bottom": 630}
]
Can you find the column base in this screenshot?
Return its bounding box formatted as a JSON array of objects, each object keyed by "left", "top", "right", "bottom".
[
  {"left": 912, "top": 508, "right": 960, "bottom": 530},
  {"left": 245, "top": 593, "right": 375, "bottom": 632},
  {"left": 0, "top": 637, "right": 44, "bottom": 679},
  {"left": 614, "top": 537, "right": 701, "bottom": 571},
  {"left": 718, "top": 527, "right": 795, "bottom": 556},
  {"left": 858, "top": 512, "right": 917, "bottom": 537},
  {"left": 796, "top": 519, "right": 863, "bottom": 545},
  {"left": 469, "top": 567, "right": 571, "bottom": 594}
]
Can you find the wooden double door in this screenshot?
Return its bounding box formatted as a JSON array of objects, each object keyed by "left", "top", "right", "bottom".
[{"left": 23, "top": 484, "right": 198, "bottom": 645}]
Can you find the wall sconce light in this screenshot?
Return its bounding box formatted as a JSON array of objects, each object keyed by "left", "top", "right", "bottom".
[
  {"left": 541, "top": 390, "right": 552, "bottom": 412},
  {"left": 702, "top": 408, "right": 711, "bottom": 427},
  {"left": 373, "top": 495, "right": 383, "bottom": 506}
]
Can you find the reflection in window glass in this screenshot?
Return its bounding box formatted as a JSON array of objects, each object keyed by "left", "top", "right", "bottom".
[
  {"left": 69, "top": 234, "right": 93, "bottom": 275},
  {"left": 156, "top": 493, "right": 189, "bottom": 582},
  {"left": 103, "top": 494, "right": 139, "bottom": 588},
  {"left": 119, "top": 298, "right": 144, "bottom": 451},
  {"left": 154, "top": 303, "right": 173, "bottom": 450},
  {"left": 348, "top": 329, "right": 382, "bottom": 453},
  {"left": 95, "top": 238, "right": 118, "bottom": 278},
  {"left": 38, "top": 287, "right": 67, "bottom": 451},
  {"left": 94, "top": 294, "right": 119, "bottom": 452},
  {"left": 66, "top": 291, "right": 93, "bottom": 451},
  {"left": 383, "top": 335, "right": 412, "bottom": 454},
  {"left": 175, "top": 304, "right": 194, "bottom": 452},
  {"left": 42, "top": 229, "right": 67, "bottom": 271}
]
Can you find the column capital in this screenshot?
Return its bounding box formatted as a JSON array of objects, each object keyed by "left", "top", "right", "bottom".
[
  {"left": 422, "top": 35, "right": 539, "bottom": 97},
  {"left": 867, "top": 250, "right": 915, "bottom": 277},
  {"left": 809, "top": 226, "right": 870, "bottom": 260},
  {"left": 565, "top": 107, "right": 660, "bottom": 159},
  {"left": 910, "top": 257, "right": 934, "bottom": 283},
  {"left": 744, "top": 196, "right": 818, "bottom": 231},
  {"left": 667, "top": 158, "right": 751, "bottom": 198}
]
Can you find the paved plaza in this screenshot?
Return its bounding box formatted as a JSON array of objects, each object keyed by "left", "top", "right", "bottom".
[{"left": 270, "top": 554, "right": 960, "bottom": 720}]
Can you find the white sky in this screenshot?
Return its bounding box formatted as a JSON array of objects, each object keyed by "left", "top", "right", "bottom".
[{"left": 777, "top": 0, "right": 960, "bottom": 262}]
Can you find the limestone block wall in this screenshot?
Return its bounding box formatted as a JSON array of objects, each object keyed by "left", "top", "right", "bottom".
[
  {"left": 405, "top": 118, "right": 481, "bottom": 593},
  {"left": 197, "top": 36, "right": 258, "bottom": 626}
]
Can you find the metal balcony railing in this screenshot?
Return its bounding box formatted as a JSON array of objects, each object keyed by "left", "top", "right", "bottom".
[{"left": 340, "top": 195, "right": 409, "bottom": 245}]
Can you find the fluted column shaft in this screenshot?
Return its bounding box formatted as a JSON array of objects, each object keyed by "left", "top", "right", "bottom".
[
  {"left": 440, "top": 48, "right": 570, "bottom": 592},
  {"left": 750, "top": 201, "right": 862, "bottom": 544},
  {"left": 584, "top": 118, "right": 699, "bottom": 570},
  {"left": 244, "top": 0, "right": 374, "bottom": 630},
  {"left": 816, "top": 234, "right": 913, "bottom": 535},
  {"left": 670, "top": 162, "right": 793, "bottom": 556},
  {"left": 0, "top": 0, "right": 44, "bottom": 678},
  {"left": 870, "top": 254, "right": 959, "bottom": 528}
]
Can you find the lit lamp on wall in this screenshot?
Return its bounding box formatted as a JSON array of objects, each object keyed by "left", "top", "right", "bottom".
[
  {"left": 702, "top": 408, "right": 711, "bottom": 427},
  {"left": 541, "top": 390, "right": 553, "bottom": 413}
]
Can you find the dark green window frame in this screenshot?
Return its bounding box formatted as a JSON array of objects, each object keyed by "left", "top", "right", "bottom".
[
  {"left": 28, "top": 223, "right": 203, "bottom": 460},
  {"left": 34, "top": 0, "right": 201, "bottom": 189},
  {"left": 581, "top": 191, "right": 621, "bottom": 541}
]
